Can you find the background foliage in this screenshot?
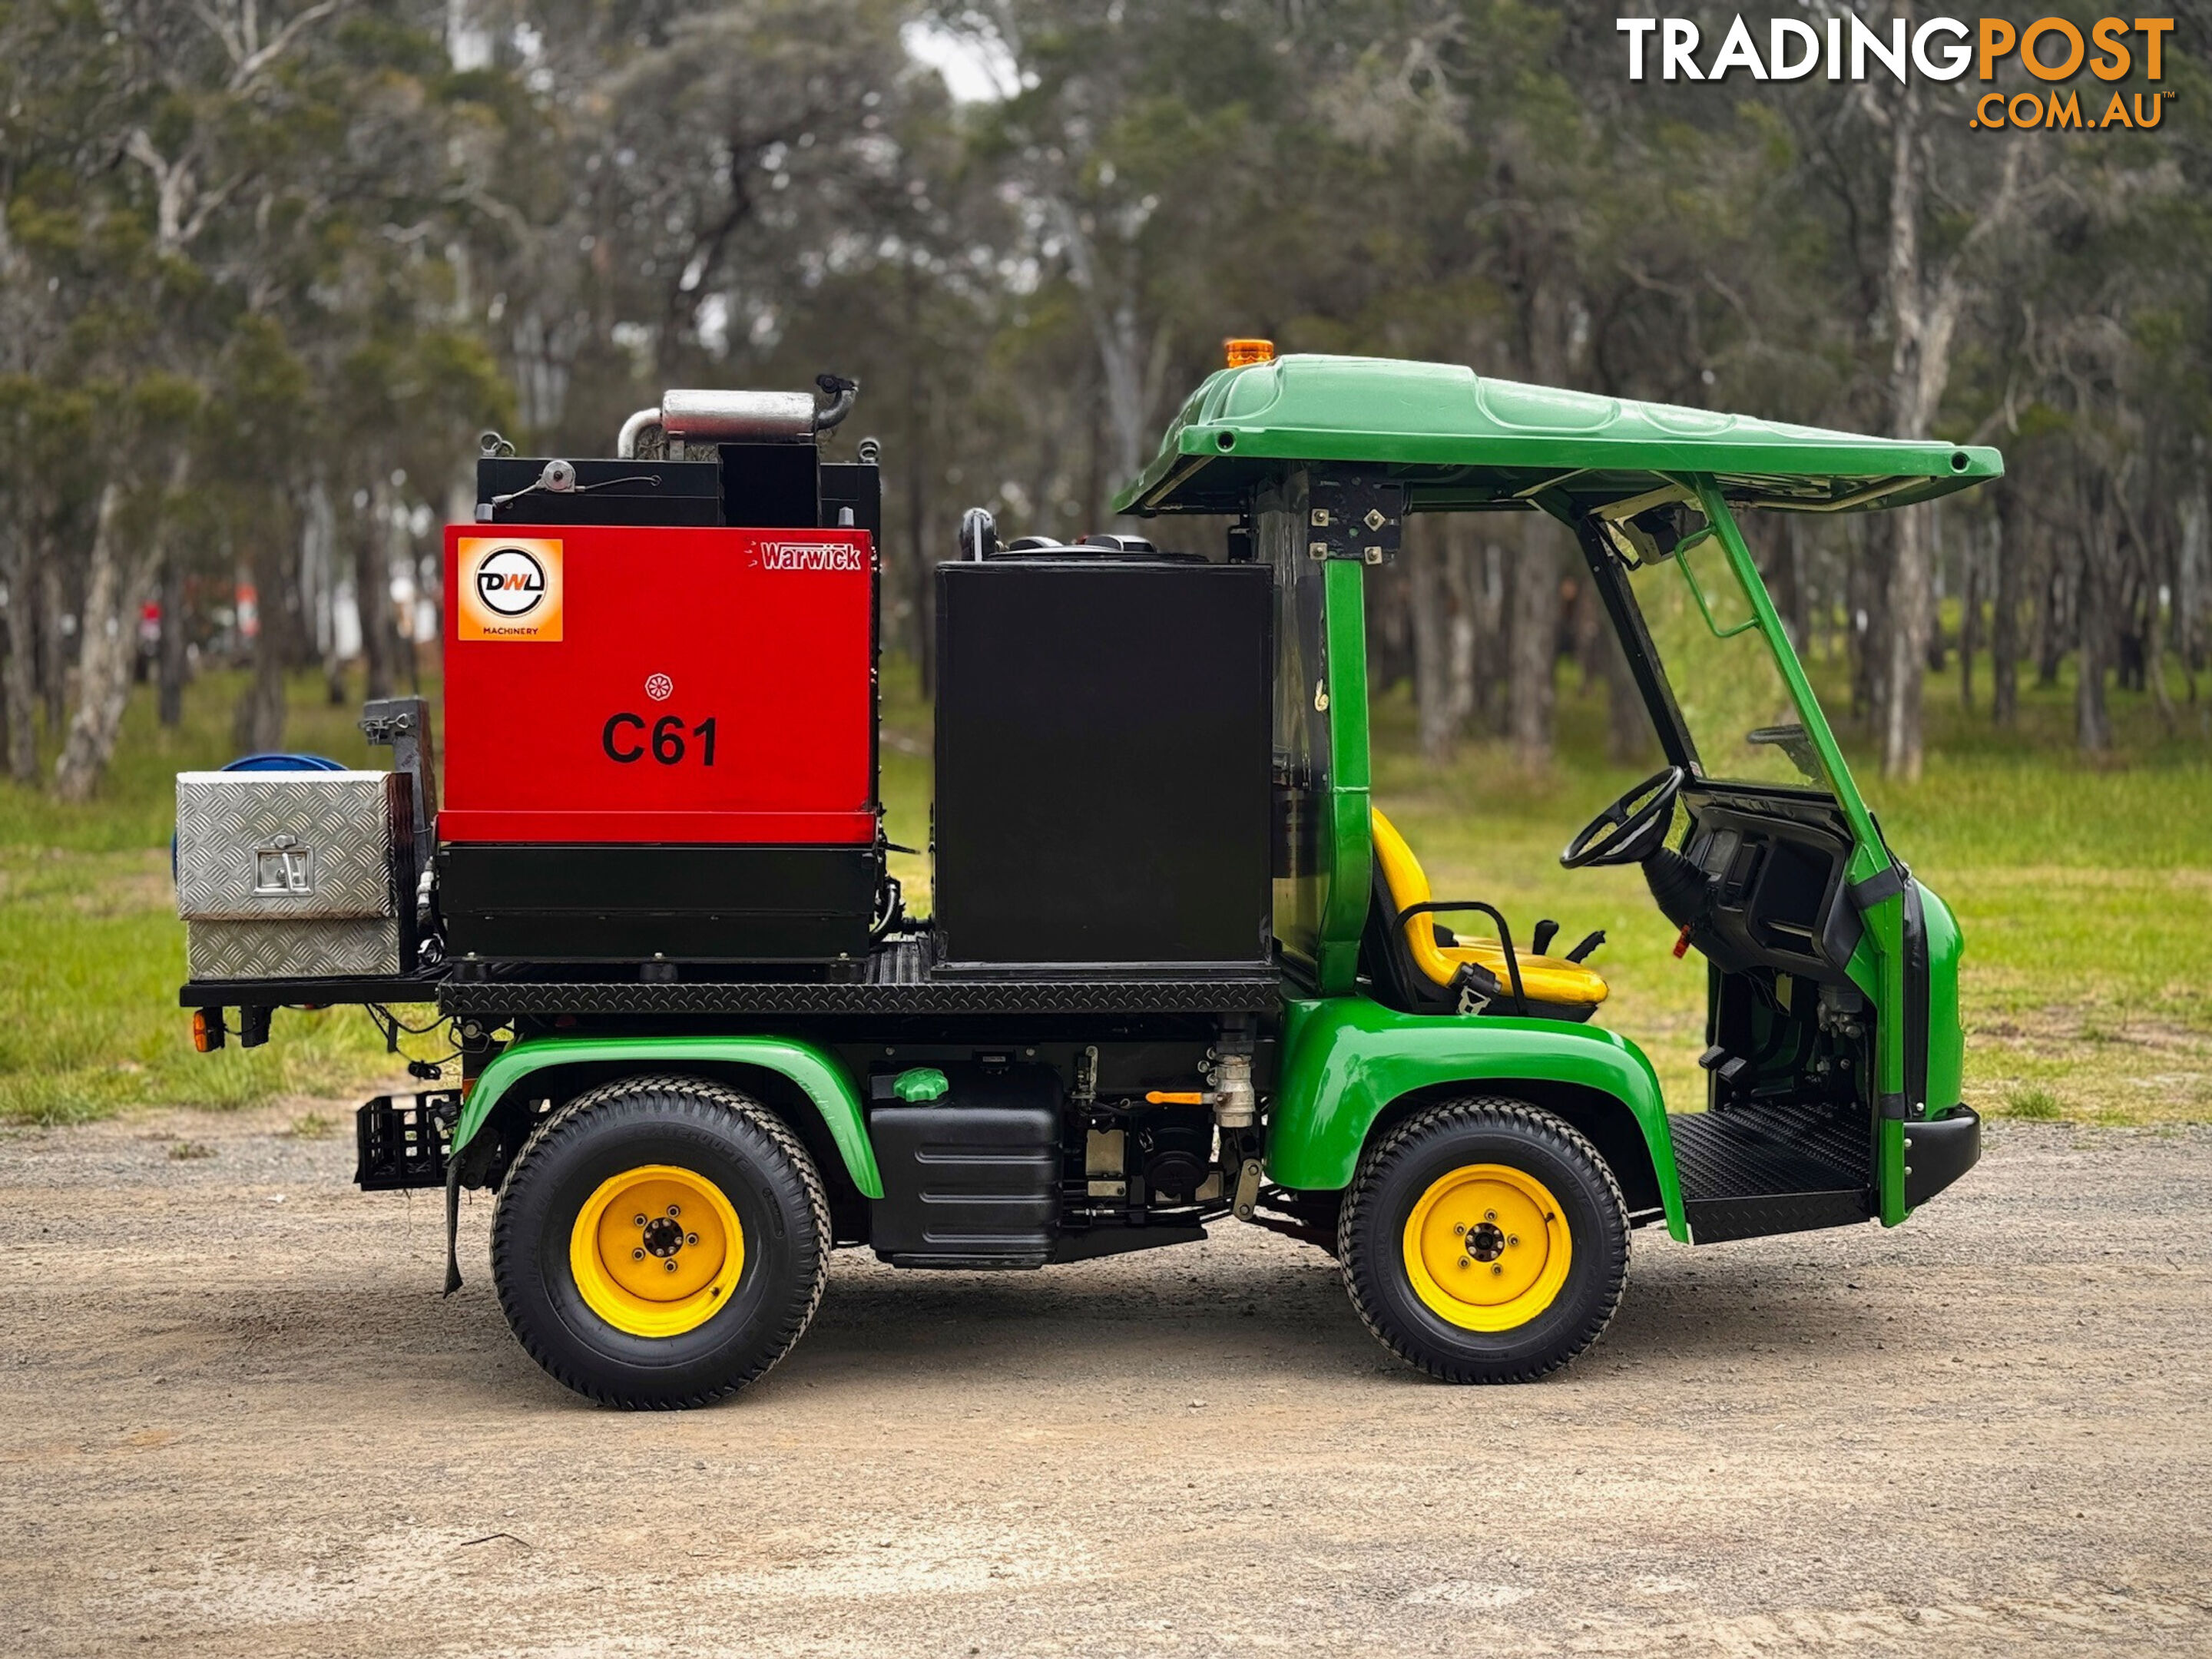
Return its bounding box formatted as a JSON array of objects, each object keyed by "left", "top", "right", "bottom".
[{"left": 0, "top": 0, "right": 2205, "bottom": 1125}]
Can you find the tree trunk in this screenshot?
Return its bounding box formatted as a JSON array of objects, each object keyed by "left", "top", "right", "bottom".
[
  {"left": 356, "top": 482, "right": 398, "bottom": 702},
  {"left": 1957, "top": 522, "right": 1979, "bottom": 712},
  {"left": 54, "top": 481, "right": 158, "bottom": 801},
  {"left": 1441, "top": 523, "right": 1481, "bottom": 733},
  {"left": 2, "top": 518, "right": 38, "bottom": 781},
  {"left": 2115, "top": 485, "right": 2178, "bottom": 733},
  {"left": 1406, "top": 522, "right": 1455, "bottom": 763},
  {"left": 1883, "top": 505, "right": 1934, "bottom": 780},
  {"left": 233, "top": 520, "right": 295, "bottom": 754},
  {"left": 2074, "top": 474, "right": 2113, "bottom": 757},
  {"left": 157, "top": 544, "right": 188, "bottom": 727},
  {"left": 1508, "top": 513, "right": 1561, "bottom": 769},
  {"left": 1601, "top": 624, "right": 1650, "bottom": 765},
  {"left": 1851, "top": 516, "right": 1889, "bottom": 724},
  {"left": 1875, "top": 41, "right": 1988, "bottom": 778},
  {"left": 2075, "top": 551, "right": 2111, "bottom": 755},
  {"left": 1991, "top": 478, "right": 2022, "bottom": 726},
  {"left": 2035, "top": 552, "right": 2066, "bottom": 689},
  {"left": 1777, "top": 515, "right": 1810, "bottom": 647},
  {"left": 905, "top": 402, "right": 933, "bottom": 697},
  {"left": 39, "top": 557, "right": 68, "bottom": 735}
]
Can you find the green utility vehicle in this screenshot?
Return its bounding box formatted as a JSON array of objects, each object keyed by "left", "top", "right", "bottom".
[{"left": 178, "top": 351, "right": 1991, "bottom": 1407}]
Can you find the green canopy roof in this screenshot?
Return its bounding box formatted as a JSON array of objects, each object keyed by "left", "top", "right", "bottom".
[{"left": 1114, "top": 354, "right": 2002, "bottom": 517}]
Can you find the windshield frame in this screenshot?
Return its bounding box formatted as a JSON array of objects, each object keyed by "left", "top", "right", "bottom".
[{"left": 1568, "top": 476, "right": 1881, "bottom": 850}]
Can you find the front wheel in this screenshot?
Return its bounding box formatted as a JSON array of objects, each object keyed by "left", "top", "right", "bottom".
[
  {"left": 1339, "top": 1098, "right": 1628, "bottom": 1382},
  {"left": 490, "top": 1074, "right": 831, "bottom": 1408}
]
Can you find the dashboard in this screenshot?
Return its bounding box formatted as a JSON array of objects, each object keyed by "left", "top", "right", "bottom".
[{"left": 1679, "top": 796, "right": 1859, "bottom": 982}]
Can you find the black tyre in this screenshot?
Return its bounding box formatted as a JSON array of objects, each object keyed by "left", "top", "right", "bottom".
[
  {"left": 1339, "top": 1097, "right": 1629, "bottom": 1383},
  {"left": 490, "top": 1074, "right": 831, "bottom": 1409}
]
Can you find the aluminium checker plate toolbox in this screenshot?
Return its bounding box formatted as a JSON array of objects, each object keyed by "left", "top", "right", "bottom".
[{"left": 175, "top": 770, "right": 418, "bottom": 980}]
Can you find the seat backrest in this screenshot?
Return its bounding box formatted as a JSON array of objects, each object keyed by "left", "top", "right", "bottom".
[{"left": 1369, "top": 809, "right": 1459, "bottom": 990}]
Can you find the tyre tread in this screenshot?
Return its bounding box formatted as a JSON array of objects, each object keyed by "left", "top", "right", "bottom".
[
  {"left": 1338, "top": 1095, "right": 1630, "bottom": 1384},
  {"left": 490, "top": 1073, "right": 832, "bottom": 1409}
]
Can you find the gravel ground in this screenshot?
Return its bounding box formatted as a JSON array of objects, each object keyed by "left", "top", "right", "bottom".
[{"left": 2, "top": 1106, "right": 2208, "bottom": 1657}]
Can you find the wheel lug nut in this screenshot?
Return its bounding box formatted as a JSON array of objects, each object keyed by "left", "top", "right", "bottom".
[
  {"left": 1458, "top": 1257, "right": 1469, "bottom": 1269},
  {"left": 632, "top": 1248, "right": 645, "bottom": 1260},
  {"left": 1452, "top": 1223, "right": 1465, "bottom": 1236},
  {"left": 633, "top": 1214, "right": 647, "bottom": 1227},
  {"left": 664, "top": 1259, "right": 678, "bottom": 1273},
  {"left": 667, "top": 1204, "right": 681, "bottom": 1218},
  {"left": 1508, "top": 1235, "right": 1520, "bottom": 1247},
  {"left": 686, "top": 1232, "right": 699, "bottom": 1246},
  {"left": 1492, "top": 1263, "right": 1504, "bottom": 1276},
  {"left": 1484, "top": 1209, "right": 1497, "bottom": 1222}
]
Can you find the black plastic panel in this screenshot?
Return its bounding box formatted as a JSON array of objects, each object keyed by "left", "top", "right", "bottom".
[
  {"left": 355, "top": 1091, "right": 459, "bottom": 1190},
  {"left": 868, "top": 1065, "right": 1062, "bottom": 1267},
  {"left": 1903, "top": 1104, "right": 1980, "bottom": 1207},
  {"left": 1684, "top": 1189, "right": 1869, "bottom": 1244}
]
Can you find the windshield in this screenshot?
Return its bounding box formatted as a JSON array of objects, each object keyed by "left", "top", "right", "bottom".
[{"left": 1610, "top": 514, "right": 1831, "bottom": 793}]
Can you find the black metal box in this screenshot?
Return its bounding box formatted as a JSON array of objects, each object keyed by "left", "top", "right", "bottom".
[
  {"left": 436, "top": 842, "right": 878, "bottom": 965},
  {"left": 475, "top": 458, "right": 723, "bottom": 526},
  {"left": 934, "top": 556, "right": 1273, "bottom": 973}
]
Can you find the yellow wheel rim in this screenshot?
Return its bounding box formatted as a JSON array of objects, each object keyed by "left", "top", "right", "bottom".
[
  {"left": 1401, "top": 1163, "right": 1572, "bottom": 1333},
  {"left": 568, "top": 1164, "right": 744, "bottom": 1339}
]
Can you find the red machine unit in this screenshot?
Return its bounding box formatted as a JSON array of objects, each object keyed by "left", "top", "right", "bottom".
[
  {"left": 442, "top": 524, "right": 874, "bottom": 845},
  {"left": 435, "top": 518, "right": 882, "bottom": 966}
]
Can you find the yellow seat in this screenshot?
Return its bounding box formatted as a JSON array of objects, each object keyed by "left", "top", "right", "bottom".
[{"left": 1370, "top": 810, "right": 1609, "bottom": 1014}]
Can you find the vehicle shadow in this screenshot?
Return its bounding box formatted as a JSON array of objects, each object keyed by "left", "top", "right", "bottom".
[{"left": 174, "top": 1227, "right": 1891, "bottom": 1409}]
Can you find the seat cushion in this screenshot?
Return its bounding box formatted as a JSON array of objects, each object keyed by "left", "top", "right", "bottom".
[{"left": 1439, "top": 942, "right": 1608, "bottom": 1009}]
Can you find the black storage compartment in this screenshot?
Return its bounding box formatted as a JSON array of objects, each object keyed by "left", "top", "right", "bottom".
[
  {"left": 475, "top": 458, "right": 723, "bottom": 526},
  {"left": 436, "top": 843, "right": 877, "bottom": 964},
  {"left": 933, "top": 557, "right": 1273, "bottom": 973},
  {"left": 868, "top": 1065, "right": 1062, "bottom": 1267}
]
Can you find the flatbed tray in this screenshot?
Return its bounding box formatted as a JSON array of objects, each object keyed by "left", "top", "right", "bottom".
[{"left": 183, "top": 937, "right": 1280, "bottom": 1019}]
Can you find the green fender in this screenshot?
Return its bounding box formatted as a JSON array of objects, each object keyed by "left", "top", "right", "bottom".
[
  {"left": 1267, "top": 995, "right": 1689, "bottom": 1240},
  {"left": 451, "top": 1035, "right": 882, "bottom": 1198}
]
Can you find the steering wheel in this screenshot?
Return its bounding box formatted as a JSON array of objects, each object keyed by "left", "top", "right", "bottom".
[{"left": 1560, "top": 766, "right": 1687, "bottom": 869}]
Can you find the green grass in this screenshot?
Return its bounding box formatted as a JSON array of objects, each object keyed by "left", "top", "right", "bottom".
[
  {"left": 0, "top": 667, "right": 424, "bottom": 1124},
  {"left": 2, "top": 642, "right": 2206, "bottom": 1128}
]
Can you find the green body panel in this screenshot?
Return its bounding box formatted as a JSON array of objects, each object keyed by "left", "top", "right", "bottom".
[
  {"left": 1318, "top": 559, "right": 1373, "bottom": 993},
  {"left": 452, "top": 1035, "right": 883, "bottom": 1198},
  {"left": 1118, "top": 355, "right": 2002, "bottom": 518},
  {"left": 1268, "top": 995, "right": 1690, "bottom": 1241},
  {"left": 1919, "top": 883, "right": 1965, "bottom": 1116}
]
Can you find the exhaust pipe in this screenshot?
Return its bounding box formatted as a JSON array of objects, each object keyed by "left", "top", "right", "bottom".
[
  {"left": 616, "top": 374, "right": 860, "bottom": 457},
  {"left": 615, "top": 406, "right": 661, "bottom": 459}
]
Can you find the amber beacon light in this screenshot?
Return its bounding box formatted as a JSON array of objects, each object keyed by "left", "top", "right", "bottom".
[{"left": 1224, "top": 337, "right": 1275, "bottom": 368}]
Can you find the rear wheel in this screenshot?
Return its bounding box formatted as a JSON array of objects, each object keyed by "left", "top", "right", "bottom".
[
  {"left": 491, "top": 1074, "right": 830, "bottom": 1408},
  {"left": 1339, "top": 1097, "right": 1628, "bottom": 1382}
]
